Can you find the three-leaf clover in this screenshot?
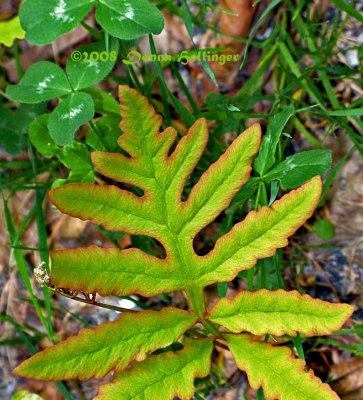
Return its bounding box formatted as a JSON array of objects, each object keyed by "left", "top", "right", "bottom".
[
  {"left": 19, "top": 0, "right": 164, "bottom": 45},
  {"left": 6, "top": 38, "right": 119, "bottom": 145}
]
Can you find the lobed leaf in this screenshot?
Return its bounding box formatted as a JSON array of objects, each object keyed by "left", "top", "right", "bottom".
[
  {"left": 226, "top": 334, "right": 340, "bottom": 400},
  {"left": 14, "top": 308, "right": 196, "bottom": 380},
  {"left": 208, "top": 289, "right": 353, "bottom": 336},
  {"left": 96, "top": 339, "right": 213, "bottom": 400},
  {"left": 49, "top": 86, "right": 325, "bottom": 300},
  {"left": 50, "top": 183, "right": 167, "bottom": 239},
  {"left": 0, "top": 16, "right": 25, "bottom": 47}
]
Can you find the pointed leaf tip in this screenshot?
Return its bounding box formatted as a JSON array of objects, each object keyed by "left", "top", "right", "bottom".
[{"left": 227, "top": 334, "right": 340, "bottom": 400}]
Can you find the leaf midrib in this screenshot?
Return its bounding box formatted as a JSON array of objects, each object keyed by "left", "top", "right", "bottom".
[
  {"left": 119, "top": 356, "right": 199, "bottom": 399},
  {"left": 63, "top": 264, "right": 185, "bottom": 281},
  {"left": 40, "top": 323, "right": 189, "bottom": 368},
  {"left": 141, "top": 121, "right": 193, "bottom": 282},
  {"left": 214, "top": 309, "right": 343, "bottom": 319},
  {"left": 236, "top": 342, "right": 321, "bottom": 398},
  {"left": 205, "top": 193, "right": 307, "bottom": 273}
]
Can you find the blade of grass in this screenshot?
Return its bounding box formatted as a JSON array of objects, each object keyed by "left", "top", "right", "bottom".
[
  {"left": 28, "top": 143, "right": 54, "bottom": 341},
  {"left": 170, "top": 63, "right": 199, "bottom": 113},
  {"left": 319, "top": 147, "right": 355, "bottom": 206},
  {"left": 327, "top": 109, "right": 363, "bottom": 117},
  {"left": 2, "top": 195, "right": 49, "bottom": 335},
  {"left": 149, "top": 35, "right": 196, "bottom": 126},
  {"left": 330, "top": 0, "right": 363, "bottom": 23},
  {"left": 293, "top": 117, "right": 322, "bottom": 148},
  {"left": 0, "top": 314, "right": 73, "bottom": 398},
  {"left": 181, "top": 0, "right": 218, "bottom": 86},
  {"left": 240, "top": 0, "right": 282, "bottom": 69}
]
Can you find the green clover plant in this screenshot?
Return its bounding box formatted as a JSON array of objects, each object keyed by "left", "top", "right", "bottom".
[
  {"left": 14, "top": 86, "right": 353, "bottom": 400},
  {"left": 19, "top": 0, "right": 164, "bottom": 45}
]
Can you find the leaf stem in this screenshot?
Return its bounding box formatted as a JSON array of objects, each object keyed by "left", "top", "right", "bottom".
[
  {"left": 89, "top": 120, "right": 112, "bottom": 152},
  {"left": 13, "top": 39, "right": 24, "bottom": 79},
  {"left": 185, "top": 286, "right": 205, "bottom": 316},
  {"left": 200, "top": 319, "right": 221, "bottom": 337},
  {"left": 50, "top": 288, "right": 137, "bottom": 314}
]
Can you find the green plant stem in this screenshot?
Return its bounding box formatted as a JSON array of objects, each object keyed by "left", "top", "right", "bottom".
[
  {"left": 28, "top": 143, "right": 54, "bottom": 341},
  {"left": 2, "top": 195, "right": 50, "bottom": 336},
  {"left": 13, "top": 39, "right": 24, "bottom": 79},
  {"left": 293, "top": 117, "right": 321, "bottom": 148},
  {"left": 293, "top": 334, "right": 305, "bottom": 359},
  {"left": 89, "top": 120, "right": 112, "bottom": 152},
  {"left": 201, "top": 319, "right": 221, "bottom": 337},
  {"left": 186, "top": 286, "right": 205, "bottom": 316}
]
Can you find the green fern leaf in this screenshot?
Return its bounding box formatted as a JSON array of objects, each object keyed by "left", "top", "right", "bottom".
[
  {"left": 49, "top": 86, "right": 320, "bottom": 313},
  {"left": 15, "top": 86, "right": 353, "bottom": 400}
]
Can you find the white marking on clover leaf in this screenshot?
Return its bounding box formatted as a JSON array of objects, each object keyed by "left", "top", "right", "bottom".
[
  {"left": 111, "top": 3, "right": 135, "bottom": 22},
  {"left": 86, "top": 60, "right": 101, "bottom": 74},
  {"left": 61, "top": 105, "right": 84, "bottom": 120},
  {"left": 36, "top": 74, "right": 55, "bottom": 94},
  {"left": 49, "top": 0, "right": 75, "bottom": 23}
]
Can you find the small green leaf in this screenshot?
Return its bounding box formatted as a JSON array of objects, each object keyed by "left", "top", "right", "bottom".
[
  {"left": 19, "top": 0, "right": 95, "bottom": 45},
  {"left": 66, "top": 38, "right": 119, "bottom": 90},
  {"left": 84, "top": 87, "right": 121, "bottom": 115},
  {"left": 0, "top": 103, "right": 46, "bottom": 154},
  {"left": 0, "top": 16, "right": 25, "bottom": 47},
  {"left": 208, "top": 289, "right": 353, "bottom": 336},
  {"left": 96, "top": 0, "right": 164, "bottom": 40},
  {"left": 0, "top": 105, "right": 26, "bottom": 155},
  {"left": 227, "top": 334, "right": 340, "bottom": 400},
  {"left": 29, "top": 114, "right": 59, "bottom": 157},
  {"left": 96, "top": 339, "right": 213, "bottom": 400},
  {"left": 57, "top": 141, "right": 94, "bottom": 184},
  {"left": 86, "top": 116, "right": 122, "bottom": 152},
  {"left": 263, "top": 150, "right": 332, "bottom": 189},
  {"left": 6, "top": 61, "right": 72, "bottom": 104},
  {"left": 48, "top": 92, "right": 95, "bottom": 145},
  {"left": 314, "top": 219, "right": 335, "bottom": 240},
  {"left": 254, "top": 105, "right": 295, "bottom": 175},
  {"left": 14, "top": 308, "right": 197, "bottom": 380}
]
